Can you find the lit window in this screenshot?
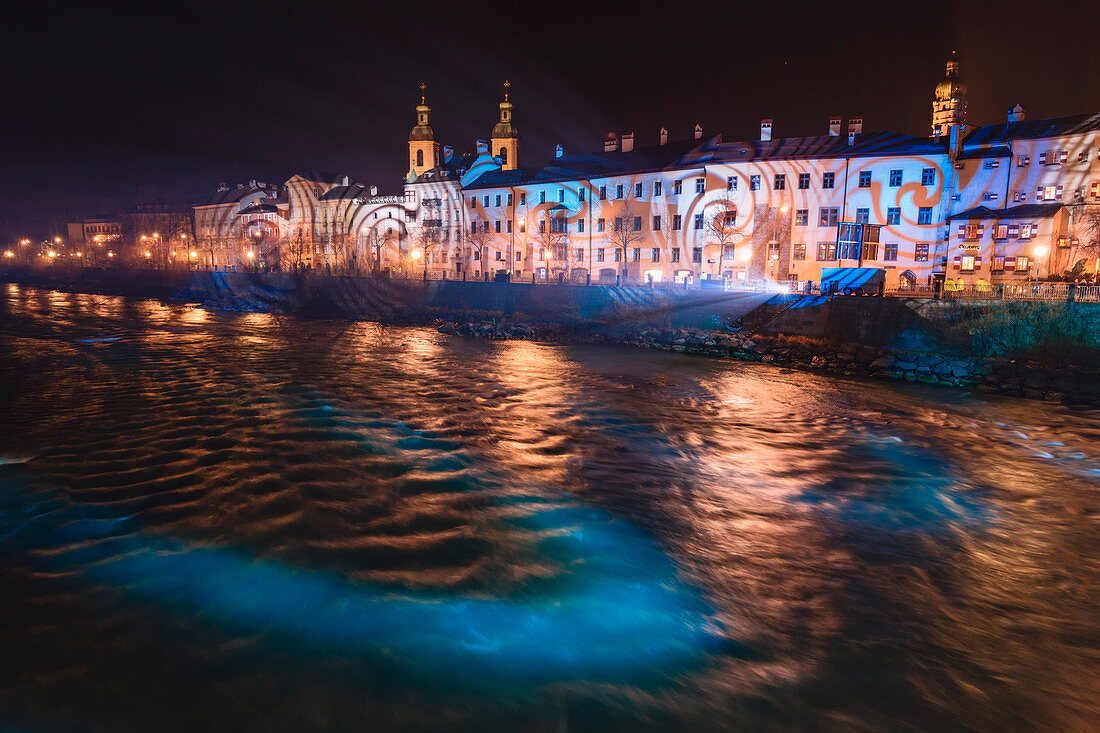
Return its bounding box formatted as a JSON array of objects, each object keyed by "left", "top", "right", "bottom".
[
  {"left": 819, "top": 207, "right": 839, "bottom": 226},
  {"left": 914, "top": 243, "right": 929, "bottom": 262},
  {"left": 793, "top": 243, "right": 806, "bottom": 260},
  {"left": 795, "top": 209, "right": 808, "bottom": 226},
  {"left": 1015, "top": 256, "right": 1029, "bottom": 271},
  {"left": 961, "top": 255, "right": 976, "bottom": 272}
]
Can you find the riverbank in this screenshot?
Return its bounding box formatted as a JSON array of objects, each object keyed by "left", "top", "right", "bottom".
[
  {"left": 4, "top": 266, "right": 1098, "bottom": 405},
  {"left": 434, "top": 313, "right": 1100, "bottom": 406}
]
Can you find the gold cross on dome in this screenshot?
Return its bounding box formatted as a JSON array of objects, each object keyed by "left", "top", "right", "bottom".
[
  {"left": 503, "top": 80, "right": 510, "bottom": 100},
  {"left": 420, "top": 82, "right": 426, "bottom": 103}
]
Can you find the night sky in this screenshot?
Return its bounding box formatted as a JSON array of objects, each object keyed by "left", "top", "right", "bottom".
[{"left": 4, "top": 0, "right": 1098, "bottom": 236}]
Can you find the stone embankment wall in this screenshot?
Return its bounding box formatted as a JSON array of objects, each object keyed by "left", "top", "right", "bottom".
[{"left": 435, "top": 295, "right": 1100, "bottom": 405}]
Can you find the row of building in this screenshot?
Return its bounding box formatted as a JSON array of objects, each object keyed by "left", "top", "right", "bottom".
[{"left": 64, "top": 58, "right": 1099, "bottom": 289}]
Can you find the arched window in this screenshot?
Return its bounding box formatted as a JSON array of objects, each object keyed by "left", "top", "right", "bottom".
[
  {"left": 499, "top": 147, "right": 508, "bottom": 166},
  {"left": 416, "top": 149, "right": 424, "bottom": 167},
  {"left": 899, "top": 270, "right": 917, "bottom": 290}
]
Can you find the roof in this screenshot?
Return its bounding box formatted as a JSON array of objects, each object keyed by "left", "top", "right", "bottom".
[
  {"left": 462, "top": 131, "right": 948, "bottom": 190},
  {"left": 956, "top": 145, "right": 1011, "bottom": 160},
  {"left": 407, "top": 152, "right": 477, "bottom": 185},
  {"left": 238, "top": 202, "right": 282, "bottom": 215},
  {"left": 963, "top": 113, "right": 1100, "bottom": 145},
  {"left": 318, "top": 184, "right": 370, "bottom": 201},
  {"left": 196, "top": 185, "right": 269, "bottom": 207},
  {"left": 947, "top": 203, "right": 1064, "bottom": 221},
  {"left": 288, "top": 171, "right": 349, "bottom": 185}
]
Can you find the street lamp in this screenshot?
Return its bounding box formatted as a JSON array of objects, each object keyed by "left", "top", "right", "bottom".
[{"left": 1033, "top": 245, "right": 1048, "bottom": 282}]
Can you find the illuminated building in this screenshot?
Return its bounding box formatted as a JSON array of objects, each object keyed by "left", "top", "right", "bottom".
[{"left": 401, "top": 61, "right": 1100, "bottom": 287}]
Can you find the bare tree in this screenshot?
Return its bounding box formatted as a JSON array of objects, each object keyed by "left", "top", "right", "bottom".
[
  {"left": 530, "top": 208, "right": 569, "bottom": 280},
  {"left": 602, "top": 181, "right": 646, "bottom": 284},
  {"left": 464, "top": 221, "right": 495, "bottom": 281},
  {"left": 704, "top": 191, "right": 744, "bottom": 278},
  {"left": 412, "top": 220, "right": 442, "bottom": 277}
]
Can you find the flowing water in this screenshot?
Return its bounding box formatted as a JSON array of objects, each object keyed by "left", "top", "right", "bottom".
[{"left": 1, "top": 284, "right": 1098, "bottom": 732}]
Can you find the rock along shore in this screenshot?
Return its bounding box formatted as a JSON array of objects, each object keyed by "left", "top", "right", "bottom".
[{"left": 436, "top": 318, "right": 1100, "bottom": 406}]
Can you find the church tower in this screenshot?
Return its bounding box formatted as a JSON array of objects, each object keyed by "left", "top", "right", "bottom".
[
  {"left": 931, "top": 53, "right": 967, "bottom": 138},
  {"left": 408, "top": 83, "right": 440, "bottom": 180},
  {"left": 491, "top": 81, "right": 520, "bottom": 171}
]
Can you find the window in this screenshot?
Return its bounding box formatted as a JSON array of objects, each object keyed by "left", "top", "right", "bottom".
[
  {"left": 494, "top": 220, "right": 501, "bottom": 233},
  {"left": 1091, "top": 181, "right": 1100, "bottom": 199},
  {"left": 599, "top": 186, "right": 606, "bottom": 200},
  {"left": 692, "top": 247, "right": 702, "bottom": 263},
  {"left": 819, "top": 207, "right": 839, "bottom": 226},
  {"left": 727, "top": 176, "right": 737, "bottom": 191},
  {"left": 520, "top": 193, "right": 526, "bottom": 205},
  {"left": 614, "top": 217, "right": 623, "bottom": 232},
  {"left": 577, "top": 219, "right": 584, "bottom": 232},
  {"left": 1007, "top": 223, "right": 1019, "bottom": 238},
  {"left": 695, "top": 178, "right": 705, "bottom": 193},
  {"left": 494, "top": 194, "right": 501, "bottom": 206},
  {"left": 651, "top": 248, "right": 660, "bottom": 261},
  {"left": 654, "top": 181, "right": 662, "bottom": 196},
  {"left": 633, "top": 216, "right": 642, "bottom": 231},
  {"left": 674, "top": 180, "right": 682, "bottom": 195},
  {"left": 578, "top": 189, "right": 585, "bottom": 201},
  {"left": 984, "top": 160, "right": 1000, "bottom": 169},
  {"left": 858, "top": 171, "right": 871, "bottom": 187},
  {"left": 1036, "top": 185, "right": 1063, "bottom": 201},
  {"left": 816, "top": 242, "right": 837, "bottom": 261},
  {"left": 614, "top": 249, "right": 621, "bottom": 262},
  {"left": 597, "top": 218, "right": 605, "bottom": 232},
  {"left": 722, "top": 246, "right": 737, "bottom": 261},
  {"left": 1019, "top": 224, "right": 1034, "bottom": 239},
  {"left": 596, "top": 248, "right": 605, "bottom": 262},
  {"left": 855, "top": 208, "right": 869, "bottom": 224},
  {"left": 1015, "top": 256, "right": 1029, "bottom": 271},
  {"left": 558, "top": 188, "right": 565, "bottom": 203},
  {"left": 983, "top": 193, "right": 998, "bottom": 201},
  {"left": 632, "top": 247, "right": 640, "bottom": 262},
  {"left": 795, "top": 209, "right": 808, "bottom": 226},
  {"left": 535, "top": 191, "right": 544, "bottom": 204},
  {"left": 822, "top": 172, "right": 835, "bottom": 189},
  {"left": 914, "top": 243, "right": 929, "bottom": 262},
  {"left": 616, "top": 184, "right": 624, "bottom": 199},
  {"left": 653, "top": 215, "right": 662, "bottom": 230},
  {"left": 962, "top": 223, "right": 981, "bottom": 240},
  {"left": 506, "top": 220, "right": 512, "bottom": 233},
  {"left": 483, "top": 195, "right": 489, "bottom": 206},
  {"left": 538, "top": 220, "right": 546, "bottom": 233},
  {"left": 884, "top": 242, "right": 898, "bottom": 261},
  {"left": 416, "top": 149, "right": 424, "bottom": 167},
  {"left": 469, "top": 197, "right": 476, "bottom": 208},
  {"left": 994, "top": 224, "right": 1008, "bottom": 240},
  {"left": 1013, "top": 191, "right": 1028, "bottom": 203},
  {"left": 635, "top": 182, "right": 643, "bottom": 198},
  {"left": 917, "top": 207, "right": 932, "bottom": 225},
  {"left": 922, "top": 168, "right": 936, "bottom": 185},
  {"left": 774, "top": 174, "right": 786, "bottom": 190},
  {"left": 671, "top": 249, "right": 680, "bottom": 262},
  {"left": 793, "top": 242, "right": 806, "bottom": 260},
  {"left": 694, "top": 214, "right": 704, "bottom": 230},
  {"left": 507, "top": 193, "right": 513, "bottom": 206},
  {"left": 470, "top": 222, "right": 477, "bottom": 234},
  {"left": 750, "top": 175, "right": 760, "bottom": 191},
  {"left": 798, "top": 173, "right": 810, "bottom": 190},
  {"left": 672, "top": 214, "right": 682, "bottom": 230},
  {"left": 516, "top": 251, "right": 522, "bottom": 262},
  {"left": 1016, "top": 155, "right": 1030, "bottom": 167},
  {"left": 886, "top": 207, "right": 900, "bottom": 225},
  {"left": 961, "top": 255, "right": 976, "bottom": 272},
  {"left": 889, "top": 169, "right": 902, "bottom": 186},
  {"left": 576, "top": 248, "right": 583, "bottom": 261}
]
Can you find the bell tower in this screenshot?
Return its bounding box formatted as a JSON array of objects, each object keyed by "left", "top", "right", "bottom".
[
  {"left": 408, "top": 83, "right": 440, "bottom": 180},
  {"left": 491, "top": 80, "right": 520, "bottom": 171},
  {"left": 931, "top": 53, "right": 967, "bottom": 138}
]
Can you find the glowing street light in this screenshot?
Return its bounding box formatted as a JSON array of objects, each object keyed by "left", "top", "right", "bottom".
[
  {"left": 3, "top": 251, "right": 13, "bottom": 258},
  {"left": 246, "top": 250, "right": 255, "bottom": 259},
  {"left": 144, "top": 251, "right": 152, "bottom": 258},
  {"left": 1033, "top": 245, "right": 1048, "bottom": 282},
  {"left": 53, "top": 236, "right": 61, "bottom": 243},
  {"left": 410, "top": 249, "right": 422, "bottom": 260},
  {"left": 107, "top": 251, "right": 115, "bottom": 258}
]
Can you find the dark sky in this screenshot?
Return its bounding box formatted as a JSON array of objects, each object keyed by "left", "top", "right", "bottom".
[{"left": 4, "top": 0, "right": 1099, "bottom": 235}]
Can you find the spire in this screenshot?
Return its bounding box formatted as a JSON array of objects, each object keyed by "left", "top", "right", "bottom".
[
  {"left": 931, "top": 52, "right": 967, "bottom": 138},
  {"left": 410, "top": 82, "right": 433, "bottom": 142},
  {"left": 493, "top": 80, "right": 518, "bottom": 137}
]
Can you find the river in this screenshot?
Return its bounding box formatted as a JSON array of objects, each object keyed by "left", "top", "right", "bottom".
[{"left": 1, "top": 284, "right": 1098, "bottom": 731}]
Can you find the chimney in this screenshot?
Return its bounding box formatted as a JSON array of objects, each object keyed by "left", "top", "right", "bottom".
[
  {"left": 659, "top": 127, "right": 668, "bottom": 146},
  {"left": 217, "top": 182, "right": 228, "bottom": 192},
  {"left": 948, "top": 123, "right": 963, "bottom": 156},
  {"left": 555, "top": 144, "right": 564, "bottom": 158},
  {"left": 693, "top": 124, "right": 703, "bottom": 140},
  {"left": 828, "top": 117, "right": 841, "bottom": 137},
  {"left": 847, "top": 116, "right": 863, "bottom": 145},
  {"left": 1007, "top": 104, "right": 1026, "bottom": 124},
  {"left": 248, "top": 179, "right": 257, "bottom": 188},
  {"left": 621, "top": 132, "right": 635, "bottom": 153},
  {"left": 443, "top": 144, "right": 454, "bottom": 160},
  {"left": 760, "top": 119, "right": 773, "bottom": 142},
  {"left": 604, "top": 132, "right": 619, "bottom": 152},
  {"left": 476, "top": 139, "right": 490, "bottom": 156},
  {"left": 370, "top": 185, "right": 378, "bottom": 196},
  {"left": 341, "top": 175, "right": 350, "bottom": 186}
]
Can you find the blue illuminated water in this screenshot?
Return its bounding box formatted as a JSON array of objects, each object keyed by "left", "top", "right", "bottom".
[{"left": 1, "top": 285, "right": 1098, "bottom": 730}]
